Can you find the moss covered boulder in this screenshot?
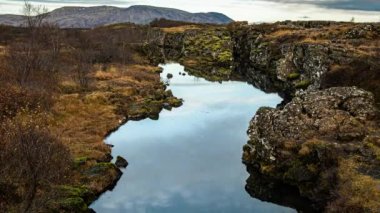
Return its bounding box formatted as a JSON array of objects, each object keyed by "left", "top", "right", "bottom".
[
  {"left": 243, "top": 87, "right": 380, "bottom": 211},
  {"left": 48, "top": 185, "right": 96, "bottom": 213}
]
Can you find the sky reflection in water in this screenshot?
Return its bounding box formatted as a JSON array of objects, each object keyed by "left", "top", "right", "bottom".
[{"left": 91, "top": 63, "right": 293, "bottom": 213}]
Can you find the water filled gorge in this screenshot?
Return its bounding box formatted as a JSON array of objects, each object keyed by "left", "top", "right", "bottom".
[{"left": 91, "top": 63, "right": 294, "bottom": 212}]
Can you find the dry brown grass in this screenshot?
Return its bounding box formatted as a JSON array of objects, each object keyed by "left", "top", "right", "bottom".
[
  {"left": 0, "top": 24, "right": 172, "bottom": 211},
  {"left": 51, "top": 93, "right": 118, "bottom": 159},
  {"left": 51, "top": 63, "right": 161, "bottom": 160},
  {"left": 161, "top": 25, "right": 201, "bottom": 33},
  {"left": 0, "top": 46, "right": 5, "bottom": 56},
  {"left": 327, "top": 158, "right": 380, "bottom": 212},
  {"left": 43, "top": 61, "right": 168, "bottom": 202},
  {"left": 266, "top": 29, "right": 297, "bottom": 39}
]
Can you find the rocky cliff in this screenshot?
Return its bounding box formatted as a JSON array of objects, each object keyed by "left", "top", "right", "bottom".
[
  {"left": 235, "top": 21, "right": 380, "bottom": 212},
  {"left": 243, "top": 87, "right": 379, "bottom": 211},
  {"left": 230, "top": 21, "right": 380, "bottom": 103},
  {"left": 143, "top": 25, "right": 233, "bottom": 81}
]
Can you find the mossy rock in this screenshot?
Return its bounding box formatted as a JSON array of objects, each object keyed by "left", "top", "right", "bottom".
[
  {"left": 56, "top": 197, "right": 88, "bottom": 213},
  {"left": 153, "top": 89, "right": 166, "bottom": 100},
  {"left": 167, "top": 73, "right": 173, "bottom": 79},
  {"left": 127, "top": 104, "right": 150, "bottom": 119},
  {"left": 164, "top": 89, "right": 173, "bottom": 98},
  {"left": 183, "top": 29, "right": 232, "bottom": 67},
  {"left": 217, "top": 51, "right": 233, "bottom": 65},
  {"left": 287, "top": 72, "right": 301, "bottom": 80},
  {"left": 283, "top": 160, "right": 315, "bottom": 182},
  {"left": 48, "top": 185, "right": 96, "bottom": 213},
  {"left": 295, "top": 79, "right": 311, "bottom": 89},
  {"left": 364, "top": 136, "right": 380, "bottom": 161},
  {"left": 167, "top": 97, "right": 183, "bottom": 107},
  {"left": 74, "top": 157, "right": 88, "bottom": 168},
  {"left": 57, "top": 185, "right": 95, "bottom": 203},
  {"left": 184, "top": 65, "right": 231, "bottom": 81},
  {"left": 87, "top": 162, "right": 116, "bottom": 175}
]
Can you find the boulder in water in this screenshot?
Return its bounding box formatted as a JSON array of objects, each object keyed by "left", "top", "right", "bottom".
[{"left": 115, "top": 156, "right": 128, "bottom": 168}]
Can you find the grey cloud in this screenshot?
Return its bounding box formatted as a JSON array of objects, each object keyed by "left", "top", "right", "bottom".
[
  {"left": 5, "top": 0, "right": 130, "bottom": 5},
  {"left": 257, "top": 0, "right": 380, "bottom": 11}
]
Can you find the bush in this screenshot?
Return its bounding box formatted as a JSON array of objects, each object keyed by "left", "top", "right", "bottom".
[
  {"left": 150, "top": 18, "right": 196, "bottom": 28},
  {"left": 0, "top": 86, "right": 53, "bottom": 122},
  {"left": 0, "top": 111, "right": 72, "bottom": 212}
]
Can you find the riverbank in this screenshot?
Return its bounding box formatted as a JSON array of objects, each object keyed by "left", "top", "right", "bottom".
[
  {"left": 48, "top": 63, "right": 182, "bottom": 212},
  {"left": 0, "top": 24, "right": 182, "bottom": 212}
]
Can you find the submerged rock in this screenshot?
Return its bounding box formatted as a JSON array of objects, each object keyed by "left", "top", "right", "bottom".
[
  {"left": 115, "top": 156, "right": 128, "bottom": 168},
  {"left": 167, "top": 73, "right": 173, "bottom": 79},
  {"left": 243, "top": 87, "right": 379, "bottom": 207}
]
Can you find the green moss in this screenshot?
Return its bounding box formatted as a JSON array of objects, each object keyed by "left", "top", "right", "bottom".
[
  {"left": 217, "top": 51, "right": 233, "bottom": 64},
  {"left": 74, "top": 157, "right": 88, "bottom": 168},
  {"left": 287, "top": 72, "right": 301, "bottom": 80},
  {"left": 88, "top": 162, "right": 116, "bottom": 175},
  {"left": 183, "top": 29, "right": 232, "bottom": 67},
  {"left": 153, "top": 89, "right": 166, "bottom": 100},
  {"left": 57, "top": 197, "right": 88, "bottom": 212},
  {"left": 48, "top": 185, "right": 96, "bottom": 213},
  {"left": 364, "top": 138, "right": 380, "bottom": 161},
  {"left": 283, "top": 159, "right": 314, "bottom": 182},
  {"left": 127, "top": 104, "right": 150, "bottom": 118},
  {"left": 258, "top": 42, "right": 269, "bottom": 48},
  {"left": 167, "top": 97, "right": 183, "bottom": 107},
  {"left": 57, "top": 185, "right": 93, "bottom": 200},
  {"left": 164, "top": 90, "right": 173, "bottom": 97},
  {"left": 295, "top": 79, "right": 311, "bottom": 89}
]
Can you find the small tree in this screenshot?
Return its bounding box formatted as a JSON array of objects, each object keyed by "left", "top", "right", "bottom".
[
  {"left": 7, "top": 1, "right": 61, "bottom": 88},
  {"left": 74, "top": 49, "right": 93, "bottom": 90}
]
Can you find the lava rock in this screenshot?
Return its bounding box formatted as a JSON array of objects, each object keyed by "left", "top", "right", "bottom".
[
  {"left": 115, "top": 156, "right": 128, "bottom": 168},
  {"left": 243, "top": 87, "right": 378, "bottom": 204},
  {"left": 163, "top": 102, "right": 172, "bottom": 111},
  {"left": 167, "top": 73, "right": 173, "bottom": 79}
]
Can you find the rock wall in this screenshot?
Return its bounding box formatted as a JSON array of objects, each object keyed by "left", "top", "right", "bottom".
[
  {"left": 235, "top": 21, "right": 380, "bottom": 212},
  {"left": 230, "top": 21, "right": 380, "bottom": 102},
  {"left": 243, "top": 87, "right": 378, "bottom": 206},
  {"left": 143, "top": 26, "right": 233, "bottom": 81}
]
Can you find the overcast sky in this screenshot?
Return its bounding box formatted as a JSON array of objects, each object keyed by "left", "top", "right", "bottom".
[{"left": 0, "top": 0, "right": 379, "bottom": 22}]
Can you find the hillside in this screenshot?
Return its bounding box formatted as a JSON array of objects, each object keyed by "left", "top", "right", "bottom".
[{"left": 0, "top": 5, "right": 233, "bottom": 28}]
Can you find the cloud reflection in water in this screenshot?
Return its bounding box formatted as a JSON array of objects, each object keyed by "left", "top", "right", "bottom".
[{"left": 91, "top": 63, "right": 292, "bottom": 213}]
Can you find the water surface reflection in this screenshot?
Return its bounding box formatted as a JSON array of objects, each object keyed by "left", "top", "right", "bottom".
[{"left": 91, "top": 63, "right": 293, "bottom": 213}]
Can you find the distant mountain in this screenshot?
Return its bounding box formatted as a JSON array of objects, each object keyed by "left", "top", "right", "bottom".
[{"left": 0, "top": 5, "right": 233, "bottom": 28}]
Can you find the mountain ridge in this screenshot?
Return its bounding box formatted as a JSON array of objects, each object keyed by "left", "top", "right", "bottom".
[{"left": 0, "top": 5, "right": 233, "bottom": 28}]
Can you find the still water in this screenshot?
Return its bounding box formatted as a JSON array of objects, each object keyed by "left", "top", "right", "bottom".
[{"left": 91, "top": 63, "right": 294, "bottom": 213}]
